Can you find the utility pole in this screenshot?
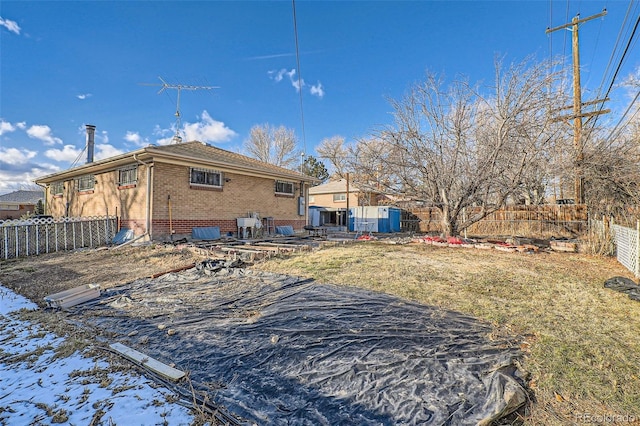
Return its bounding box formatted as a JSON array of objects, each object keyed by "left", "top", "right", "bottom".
[
  {"left": 141, "top": 77, "right": 218, "bottom": 144},
  {"left": 546, "top": 10, "right": 609, "bottom": 204}
]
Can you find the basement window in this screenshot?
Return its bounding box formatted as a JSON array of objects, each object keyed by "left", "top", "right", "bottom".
[
  {"left": 51, "top": 181, "right": 64, "bottom": 196},
  {"left": 190, "top": 168, "right": 222, "bottom": 188},
  {"left": 275, "top": 180, "right": 294, "bottom": 195},
  {"left": 76, "top": 175, "right": 95, "bottom": 192},
  {"left": 118, "top": 166, "right": 138, "bottom": 187}
]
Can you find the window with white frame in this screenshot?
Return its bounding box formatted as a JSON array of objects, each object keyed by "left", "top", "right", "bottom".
[
  {"left": 51, "top": 181, "right": 64, "bottom": 195},
  {"left": 190, "top": 168, "right": 222, "bottom": 187},
  {"left": 333, "top": 193, "right": 347, "bottom": 202},
  {"left": 77, "top": 175, "right": 95, "bottom": 191},
  {"left": 118, "top": 165, "right": 138, "bottom": 186},
  {"left": 275, "top": 180, "right": 294, "bottom": 195}
]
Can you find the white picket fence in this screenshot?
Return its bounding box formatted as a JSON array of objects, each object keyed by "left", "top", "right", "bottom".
[{"left": 0, "top": 216, "right": 118, "bottom": 260}]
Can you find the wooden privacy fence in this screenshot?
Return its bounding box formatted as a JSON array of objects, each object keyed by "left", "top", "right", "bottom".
[
  {"left": 0, "top": 216, "right": 118, "bottom": 260},
  {"left": 409, "top": 204, "right": 588, "bottom": 238}
]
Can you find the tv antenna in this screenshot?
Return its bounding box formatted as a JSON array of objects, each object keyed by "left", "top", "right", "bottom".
[{"left": 141, "top": 76, "right": 218, "bottom": 144}]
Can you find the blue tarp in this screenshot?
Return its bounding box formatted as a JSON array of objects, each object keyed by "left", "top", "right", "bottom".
[
  {"left": 111, "top": 228, "right": 134, "bottom": 245},
  {"left": 192, "top": 226, "right": 221, "bottom": 240},
  {"left": 275, "top": 225, "right": 295, "bottom": 236}
]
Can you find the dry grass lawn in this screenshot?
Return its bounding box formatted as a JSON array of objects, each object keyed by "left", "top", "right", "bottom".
[
  {"left": 253, "top": 241, "right": 640, "bottom": 425},
  {"left": 1, "top": 241, "right": 639, "bottom": 424}
]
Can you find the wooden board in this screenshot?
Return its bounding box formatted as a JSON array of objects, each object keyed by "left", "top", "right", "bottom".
[
  {"left": 44, "top": 284, "right": 101, "bottom": 309},
  {"left": 109, "top": 342, "right": 185, "bottom": 381}
]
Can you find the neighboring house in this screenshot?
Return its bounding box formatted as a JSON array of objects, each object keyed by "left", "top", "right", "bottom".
[
  {"left": 308, "top": 179, "right": 381, "bottom": 209},
  {"left": 308, "top": 179, "right": 384, "bottom": 227},
  {"left": 35, "top": 138, "right": 317, "bottom": 240},
  {"left": 0, "top": 190, "right": 44, "bottom": 220}
]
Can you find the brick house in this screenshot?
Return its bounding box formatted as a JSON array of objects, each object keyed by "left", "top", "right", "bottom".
[
  {"left": 35, "top": 136, "right": 317, "bottom": 240},
  {"left": 0, "top": 190, "right": 44, "bottom": 220}
]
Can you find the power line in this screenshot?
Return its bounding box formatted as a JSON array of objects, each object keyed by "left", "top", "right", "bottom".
[
  {"left": 589, "top": 12, "right": 640, "bottom": 132},
  {"left": 601, "top": 85, "right": 640, "bottom": 151},
  {"left": 595, "top": 0, "right": 637, "bottom": 101},
  {"left": 602, "top": 14, "right": 639, "bottom": 103}
]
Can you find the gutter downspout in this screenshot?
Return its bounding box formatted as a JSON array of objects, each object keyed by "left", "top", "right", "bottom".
[
  {"left": 133, "top": 154, "right": 153, "bottom": 240},
  {"left": 35, "top": 182, "right": 47, "bottom": 215}
]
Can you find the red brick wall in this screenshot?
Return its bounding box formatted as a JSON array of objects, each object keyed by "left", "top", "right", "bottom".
[
  {"left": 43, "top": 160, "right": 307, "bottom": 240},
  {"left": 151, "top": 162, "right": 305, "bottom": 239}
]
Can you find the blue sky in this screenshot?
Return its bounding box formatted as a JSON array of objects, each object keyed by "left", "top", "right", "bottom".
[{"left": 1, "top": 0, "right": 638, "bottom": 194}]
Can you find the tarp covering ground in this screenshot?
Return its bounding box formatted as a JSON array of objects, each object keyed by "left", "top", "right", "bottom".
[{"left": 76, "top": 266, "right": 527, "bottom": 425}]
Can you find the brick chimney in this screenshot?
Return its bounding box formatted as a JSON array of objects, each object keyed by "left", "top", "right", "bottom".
[{"left": 86, "top": 124, "right": 96, "bottom": 163}]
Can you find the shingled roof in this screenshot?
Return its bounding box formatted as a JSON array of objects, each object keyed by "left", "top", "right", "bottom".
[
  {"left": 147, "top": 141, "right": 312, "bottom": 181},
  {"left": 35, "top": 141, "right": 318, "bottom": 184},
  {"left": 0, "top": 190, "right": 44, "bottom": 204}
]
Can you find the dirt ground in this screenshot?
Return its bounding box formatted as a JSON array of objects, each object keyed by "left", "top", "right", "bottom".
[{"left": 0, "top": 244, "right": 208, "bottom": 305}]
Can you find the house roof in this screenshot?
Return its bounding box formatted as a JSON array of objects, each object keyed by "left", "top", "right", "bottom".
[
  {"left": 0, "top": 190, "right": 44, "bottom": 205},
  {"left": 309, "top": 179, "right": 361, "bottom": 195},
  {"left": 35, "top": 141, "right": 318, "bottom": 184}
]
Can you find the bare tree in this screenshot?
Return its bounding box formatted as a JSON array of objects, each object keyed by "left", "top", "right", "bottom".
[
  {"left": 583, "top": 116, "right": 640, "bottom": 222},
  {"left": 356, "top": 58, "right": 564, "bottom": 236},
  {"left": 316, "top": 136, "right": 349, "bottom": 179},
  {"left": 245, "top": 124, "right": 300, "bottom": 169}
]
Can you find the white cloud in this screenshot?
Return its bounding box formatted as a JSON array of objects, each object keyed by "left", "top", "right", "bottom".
[
  {"left": 268, "top": 69, "right": 288, "bottom": 82},
  {"left": 269, "top": 68, "right": 303, "bottom": 91},
  {"left": 0, "top": 17, "right": 20, "bottom": 35},
  {"left": 76, "top": 93, "right": 92, "bottom": 100},
  {"left": 269, "top": 68, "right": 325, "bottom": 97},
  {"left": 27, "top": 124, "right": 62, "bottom": 145},
  {"left": 182, "top": 110, "right": 237, "bottom": 143},
  {"left": 153, "top": 125, "right": 173, "bottom": 138},
  {"left": 44, "top": 145, "right": 82, "bottom": 162},
  {"left": 155, "top": 136, "right": 174, "bottom": 146},
  {"left": 0, "top": 165, "right": 60, "bottom": 194},
  {"left": 0, "top": 120, "right": 16, "bottom": 135},
  {"left": 99, "top": 130, "right": 109, "bottom": 144},
  {"left": 0, "top": 147, "right": 37, "bottom": 165},
  {"left": 95, "top": 144, "right": 124, "bottom": 160},
  {"left": 310, "top": 81, "right": 325, "bottom": 99},
  {"left": 124, "top": 131, "right": 149, "bottom": 147},
  {"left": 0, "top": 120, "right": 26, "bottom": 135},
  {"left": 152, "top": 111, "right": 237, "bottom": 145}
]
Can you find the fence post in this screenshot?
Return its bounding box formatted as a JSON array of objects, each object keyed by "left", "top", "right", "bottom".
[
  {"left": 3, "top": 227, "right": 7, "bottom": 260},
  {"left": 633, "top": 220, "right": 640, "bottom": 278},
  {"left": 463, "top": 208, "right": 467, "bottom": 239}
]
